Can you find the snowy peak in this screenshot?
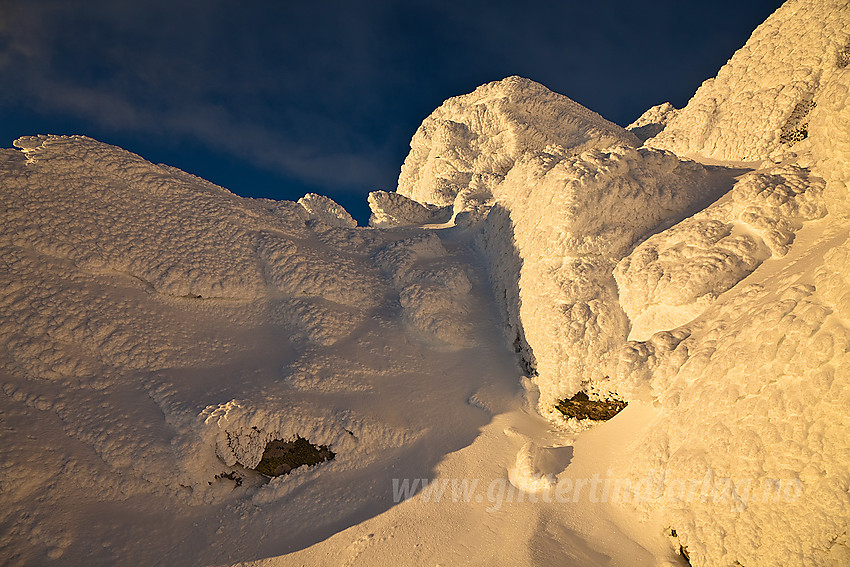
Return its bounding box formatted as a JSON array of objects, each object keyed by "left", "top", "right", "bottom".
[
  {"left": 647, "top": 0, "right": 850, "bottom": 162},
  {"left": 395, "top": 75, "right": 639, "bottom": 207}
]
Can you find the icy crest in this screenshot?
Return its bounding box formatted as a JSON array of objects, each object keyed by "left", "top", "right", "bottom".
[
  {"left": 397, "top": 76, "right": 639, "bottom": 208},
  {"left": 647, "top": 0, "right": 850, "bottom": 161},
  {"left": 627, "top": 102, "right": 679, "bottom": 142}
]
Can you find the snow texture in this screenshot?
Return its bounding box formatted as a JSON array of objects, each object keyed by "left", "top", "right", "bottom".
[
  {"left": 396, "top": 76, "right": 639, "bottom": 208},
  {"left": 0, "top": 135, "right": 495, "bottom": 564},
  {"left": 616, "top": 164, "right": 827, "bottom": 340},
  {"left": 648, "top": 0, "right": 850, "bottom": 162},
  {"left": 391, "top": 77, "right": 718, "bottom": 413},
  {"left": 477, "top": 145, "right": 715, "bottom": 414},
  {"left": 627, "top": 102, "right": 679, "bottom": 142},
  {"left": 3, "top": 2, "right": 850, "bottom": 566},
  {"left": 297, "top": 192, "right": 358, "bottom": 228},
  {"left": 367, "top": 190, "right": 453, "bottom": 227}
]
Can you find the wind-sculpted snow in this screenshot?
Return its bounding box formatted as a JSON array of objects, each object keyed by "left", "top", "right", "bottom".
[
  {"left": 616, "top": 164, "right": 827, "bottom": 340},
  {"left": 476, "top": 145, "right": 715, "bottom": 414},
  {"left": 367, "top": 190, "right": 453, "bottom": 227},
  {"left": 627, "top": 102, "right": 679, "bottom": 142},
  {"left": 603, "top": 226, "right": 850, "bottom": 567},
  {"left": 647, "top": 0, "right": 850, "bottom": 162},
  {"left": 0, "top": 135, "right": 500, "bottom": 564},
  {"left": 297, "top": 192, "right": 358, "bottom": 228},
  {"left": 397, "top": 76, "right": 639, "bottom": 208},
  {"left": 3, "top": 3, "right": 850, "bottom": 564},
  {"left": 809, "top": 67, "right": 850, "bottom": 213},
  {"left": 392, "top": 78, "right": 718, "bottom": 414}
]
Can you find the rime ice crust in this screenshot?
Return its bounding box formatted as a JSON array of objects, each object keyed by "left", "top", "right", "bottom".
[
  {"left": 0, "top": 134, "right": 492, "bottom": 563},
  {"left": 615, "top": 164, "right": 827, "bottom": 341},
  {"left": 396, "top": 75, "right": 640, "bottom": 208},
  {"left": 3, "top": 3, "right": 850, "bottom": 564},
  {"left": 647, "top": 0, "right": 850, "bottom": 162},
  {"left": 478, "top": 145, "right": 714, "bottom": 412},
  {"left": 627, "top": 102, "right": 679, "bottom": 142}
]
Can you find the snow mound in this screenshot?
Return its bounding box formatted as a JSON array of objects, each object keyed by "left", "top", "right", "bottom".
[
  {"left": 605, "top": 226, "right": 850, "bottom": 566},
  {"left": 627, "top": 102, "right": 679, "bottom": 142},
  {"left": 373, "top": 232, "right": 474, "bottom": 345},
  {"left": 0, "top": 134, "right": 501, "bottom": 564},
  {"left": 477, "top": 144, "right": 715, "bottom": 413},
  {"left": 616, "top": 164, "right": 827, "bottom": 340},
  {"left": 298, "top": 192, "right": 358, "bottom": 228},
  {"left": 397, "top": 75, "right": 639, "bottom": 208},
  {"left": 367, "top": 190, "right": 453, "bottom": 227},
  {"left": 647, "top": 0, "right": 850, "bottom": 161}
]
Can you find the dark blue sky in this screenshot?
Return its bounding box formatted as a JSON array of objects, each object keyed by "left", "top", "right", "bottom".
[{"left": 1, "top": 0, "right": 784, "bottom": 224}]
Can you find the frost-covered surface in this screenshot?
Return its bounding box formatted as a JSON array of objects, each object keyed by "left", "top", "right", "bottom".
[
  {"left": 810, "top": 67, "right": 850, "bottom": 213},
  {"left": 627, "top": 102, "right": 679, "bottom": 142},
  {"left": 0, "top": 135, "right": 521, "bottom": 565},
  {"left": 616, "top": 164, "right": 827, "bottom": 340},
  {"left": 3, "top": 3, "right": 850, "bottom": 566},
  {"left": 477, "top": 145, "right": 719, "bottom": 413},
  {"left": 604, "top": 222, "right": 850, "bottom": 567},
  {"left": 647, "top": 0, "right": 850, "bottom": 162},
  {"left": 397, "top": 75, "right": 639, "bottom": 208},
  {"left": 297, "top": 192, "right": 357, "bottom": 228},
  {"left": 390, "top": 77, "right": 728, "bottom": 413},
  {"left": 367, "top": 190, "right": 452, "bottom": 227}
]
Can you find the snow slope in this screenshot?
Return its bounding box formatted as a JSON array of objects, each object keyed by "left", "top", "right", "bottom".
[
  {"left": 0, "top": 135, "right": 524, "bottom": 564},
  {"left": 646, "top": 0, "right": 850, "bottom": 162},
  {"left": 2, "top": 1, "right": 850, "bottom": 566}
]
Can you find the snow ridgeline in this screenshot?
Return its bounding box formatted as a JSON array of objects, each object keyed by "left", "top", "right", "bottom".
[
  {"left": 646, "top": 0, "right": 850, "bottom": 163},
  {"left": 0, "top": 134, "right": 498, "bottom": 564},
  {"left": 372, "top": 1, "right": 850, "bottom": 564}
]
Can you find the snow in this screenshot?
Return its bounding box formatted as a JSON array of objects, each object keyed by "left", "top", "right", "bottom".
[
  {"left": 396, "top": 76, "right": 639, "bottom": 209},
  {"left": 2, "top": 2, "right": 850, "bottom": 566},
  {"left": 615, "top": 164, "right": 827, "bottom": 341},
  {"left": 627, "top": 102, "right": 679, "bottom": 142},
  {"left": 367, "top": 190, "right": 452, "bottom": 227},
  {"left": 646, "top": 0, "right": 850, "bottom": 162}
]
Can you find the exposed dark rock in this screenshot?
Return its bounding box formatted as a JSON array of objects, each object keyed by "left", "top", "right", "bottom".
[
  {"left": 554, "top": 391, "right": 626, "bottom": 420},
  {"left": 254, "top": 436, "right": 335, "bottom": 477}
]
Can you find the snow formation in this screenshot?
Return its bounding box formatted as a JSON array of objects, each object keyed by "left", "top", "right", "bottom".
[
  {"left": 2, "top": 1, "right": 850, "bottom": 566},
  {"left": 0, "top": 135, "right": 506, "bottom": 564},
  {"left": 627, "top": 102, "right": 679, "bottom": 142},
  {"left": 647, "top": 0, "right": 850, "bottom": 162},
  {"left": 375, "top": 1, "right": 850, "bottom": 564}
]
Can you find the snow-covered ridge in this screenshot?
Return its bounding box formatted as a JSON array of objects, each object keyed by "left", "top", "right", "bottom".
[
  {"left": 647, "top": 0, "right": 850, "bottom": 162},
  {"left": 394, "top": 75, "right": 639, "bottom": 208},
  {"left": 2, "top": 1, "right": 850, "bottom": 565},
  {"left": 0, "top": 134, "right": 501, "bottom": 563}
]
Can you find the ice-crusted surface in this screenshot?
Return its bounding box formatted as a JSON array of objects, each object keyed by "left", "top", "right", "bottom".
[
  {"left": 616, "top": 164, "right": 827, "bottom": 340},
  {"left": 809, "top": 67, "right": 850, "bottom": 213},
  {"left": 647, "top": 0, "right": 850, "bottom": 161},
  {"left": 367, "top": 190, "right": 453, "bottom": 227},
  {"left": 475, "top": 144, "right": 715, "bottom": 413},
  {"left": 0, "top": 135, "right": 508, "bottom": 565},
  {"left": 604, "top": 223, "right": 850, "bottom": 567},
  {"left": 297, "top": 192, "right": 358, "bottom": 228},
  {"left": 393, "top": 78, "right": 721, "bottom": 413},
  {"left": 627, "top": 102, "right": 679, "bottom": 142},
  {"left": 397, "top": 75, "right": 639, "bottom": 208}
]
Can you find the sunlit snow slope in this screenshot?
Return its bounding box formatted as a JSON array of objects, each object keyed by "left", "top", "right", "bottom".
[
  {"left": 2, "top": 0, "right": 850, "bottom": 566},
  {"left": 0, "top": 135, "right": 525, "bottom": 565}
]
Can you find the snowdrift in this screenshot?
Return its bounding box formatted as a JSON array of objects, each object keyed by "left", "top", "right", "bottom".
[{"left": 0, "top": 135, "right": 514, "bottom": 564}]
